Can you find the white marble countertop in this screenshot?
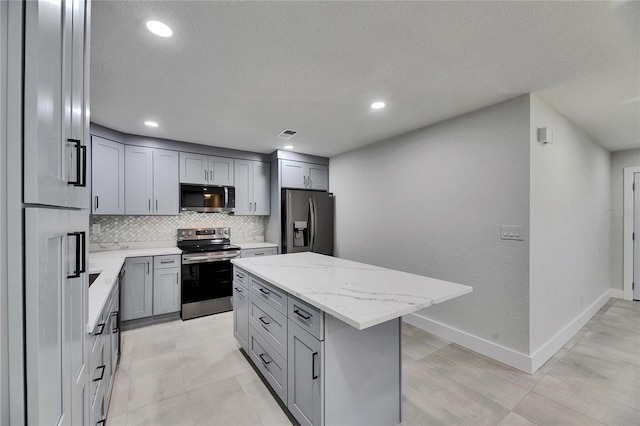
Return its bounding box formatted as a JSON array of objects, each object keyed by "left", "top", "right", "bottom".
[
  {"left": 236, "top": 242, "right": 279, "bottom": 250},
  {"left": 232, "top": 252, "right": 473, "bottom": 330},
  {"left": 87, "top": 247, "right": 183, "bottom": 333}
]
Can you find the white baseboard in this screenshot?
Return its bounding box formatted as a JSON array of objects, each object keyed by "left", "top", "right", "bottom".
[
  {"left": 403, "top": 314, "right": 534, "bottom": 373},
  {"left": 404, "top": 288, "right": 615, "bottom": 374},
  {"left": 609, "top": 288, "right": 624, "bottom": 299}
]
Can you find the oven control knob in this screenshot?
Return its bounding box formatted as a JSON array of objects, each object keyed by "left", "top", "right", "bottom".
[
  {"left": 188, "top": 231, "right": 192, "bottom": 236},
  {"left": 180, "top": 231, "right": 185, "bottom": 236}
]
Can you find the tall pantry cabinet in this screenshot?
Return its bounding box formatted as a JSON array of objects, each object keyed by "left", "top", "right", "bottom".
[{"left": 15, "top": 0, "right": 92, "bottom": 425}]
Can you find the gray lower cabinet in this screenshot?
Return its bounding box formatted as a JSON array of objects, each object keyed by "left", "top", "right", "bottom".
[
  {"left": 122, "top": 256, "right": 153, "bottom": 321},
  {"left": 153, "top": 267, "right": 180, "bottom": 315},
  {"left": 90, "top": 290, "right": 114, "bottom": 426},
  {"left": 288, "top": 321, "right": 322, "bottom": 426}
]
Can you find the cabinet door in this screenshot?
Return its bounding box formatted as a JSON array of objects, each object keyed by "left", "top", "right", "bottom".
[
  {"left": 23, "top": 0, "right": 83, "bottom": 208},
  {"left": 25, "top": 207, "right": 89, "bottom": 426},
  {"left": 233, "top": 159, "right": 252, "bottom": 215},
  {"left": 281, "top": 159, "right": 307, "bottom": 189},
  {"left": 153, "top": 149, "right": 179, "bottom": 215},
  {"left": 233, "top": 284, "right": 249, "bottom": 351},
  {"left": 253, "top": 161, "right": 271, "bottom": 215},
  {"left": 124, "top": 145, "right": 154, "bottom": 215},
  {"left": 210, "top": 156, "right": 234, "bottom": 186},
  {"left": 308, "top": 164, "right": 328, "bottom": 191},
  {"left": 122, "top": 257, "right": 153, "bottom": 321},
  {"left": 179, "top": 152, "right": 208, "bottom": 184},
  {"left": 153, "top": 267, "right": 181, "bottom": 315},
  {"left": 288, "top": 321, "right": 322, "bottom": 426},
  {"left": 91, "top": 136, "right": 124, "bottom": 215}
]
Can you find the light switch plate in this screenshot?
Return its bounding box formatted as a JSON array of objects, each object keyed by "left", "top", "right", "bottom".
[{"left": 501, "top": 225, "right": 523, "bottom": 241}]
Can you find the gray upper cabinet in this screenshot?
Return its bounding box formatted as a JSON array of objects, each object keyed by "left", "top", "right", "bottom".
[
  {"left": 122, "top": 257, "right": 153, "bottom": 321},
  {"left": 152, "top": 149, "right": 179, "bottom": 215},
  {"left": 234, "top": 159, "right": 270, "bottom": 215},
  {"left": 125, "top": 147, "right": 179, "bottom": 215},
  {"left": 179, "top": 152, "right": 234, "bottom": 186},
  {"left": 124, "top": 146, "right": 153, "bottom": 215},
  {"left": 281, "top": 160, "right": 328, "bottom": 191},
  {"left": 23, "top": 0, "right": 89, "bottom": 209},
  {"left": 91, "top": 136, "right": 124, "bottom": 215}
]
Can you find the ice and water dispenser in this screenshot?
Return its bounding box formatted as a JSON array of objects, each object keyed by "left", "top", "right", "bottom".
[{"left": 293, "top": 221, "right": 308, "bottom": 247}]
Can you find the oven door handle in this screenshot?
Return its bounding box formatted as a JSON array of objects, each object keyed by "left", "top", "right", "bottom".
[{"left": 182, "top": 254, "right": 240, "bottom": 264}]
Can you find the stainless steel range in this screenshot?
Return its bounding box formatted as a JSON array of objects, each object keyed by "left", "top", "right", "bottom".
[{"left": 178, "top": 227, "right": 241, "bottom": 320}]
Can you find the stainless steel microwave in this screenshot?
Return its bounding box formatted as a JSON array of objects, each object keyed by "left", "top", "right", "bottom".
[{"left": 180, "top": 184, "right": 235, "bottom": 213}]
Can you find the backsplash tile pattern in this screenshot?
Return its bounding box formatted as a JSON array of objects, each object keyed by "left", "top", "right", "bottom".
[{"left": 90, "top": 213, "right": 268, "bottom": 244}]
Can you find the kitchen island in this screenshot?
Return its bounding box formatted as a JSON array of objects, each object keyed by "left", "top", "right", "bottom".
[{"left": 231, "top": 252, "right": 472, "bottom": 426}]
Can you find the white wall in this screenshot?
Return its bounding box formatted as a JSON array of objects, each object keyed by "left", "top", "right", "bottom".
[
  {"left": 529, "top": 95, "right": 611, "bottom": 352},
  {"left": 330, "top": 95, "right": 531, "bottom": 353},
  {"left": 609, "top": 148, "right": 640, "bottom": 292}
]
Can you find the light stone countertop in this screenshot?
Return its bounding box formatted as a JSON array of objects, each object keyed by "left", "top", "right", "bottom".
[
  {"left": 232, "top": 252, "right": 473, "bottom": 330},
  {"left": 87, "top": 247, "right": 183, "bottom": 333}
]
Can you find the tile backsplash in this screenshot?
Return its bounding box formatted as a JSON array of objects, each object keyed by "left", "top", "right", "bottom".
[{"left": 90, "top": 212, "right": 268, "bottom": 244}]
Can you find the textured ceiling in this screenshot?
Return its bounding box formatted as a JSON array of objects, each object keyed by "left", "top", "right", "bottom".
[{"left": 91, "top": 1, "right": 640, "bottom": 156}]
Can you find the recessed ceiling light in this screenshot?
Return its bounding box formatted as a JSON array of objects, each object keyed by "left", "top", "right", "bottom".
[
  {"left": 284, "top": 145, "right": 294, "bottom": 150},
  {"left": 146, "top": 20, "right": 173, "bottom": 38},
  {"left": 144, "top": 121, "right": 159, "bottom": 127},
  {"left": 371, "top": 101, "right": 386, "bottom": 110}
]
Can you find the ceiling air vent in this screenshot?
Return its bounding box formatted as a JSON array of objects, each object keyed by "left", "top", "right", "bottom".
[{"left": 277, "top": 129, "right": 297, "bottom": 139}]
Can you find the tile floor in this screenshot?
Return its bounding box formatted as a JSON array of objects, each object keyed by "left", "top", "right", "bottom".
[{"left": 107, "top": 298, "right": 640, "bottom": 425}]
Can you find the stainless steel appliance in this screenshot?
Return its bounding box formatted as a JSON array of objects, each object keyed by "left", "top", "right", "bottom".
[
  {"left": 282, "top": 189, "right": 335, "bottom": 255},
  {"left": 180, "top": 184, "right": 235, "bottom": 213},
  {"left": 178, "top": 227, "right": 241, "bottom": 319}
]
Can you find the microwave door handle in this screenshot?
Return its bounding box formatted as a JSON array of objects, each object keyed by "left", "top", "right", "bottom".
[{"left": 224, "top": 186, "right": 228, "bottom": 208}]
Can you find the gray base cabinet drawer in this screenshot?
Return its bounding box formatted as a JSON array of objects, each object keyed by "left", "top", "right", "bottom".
[
  {"left": 249, "top": 276, "right": 288, "bottom": 315},
  {"left": 288, "top": 296, "right": 324, "bottom": 341},
  {"left": 249, "top": 325, "right": 288, "bottom": 402},
  {"left": 154, "top": 254, "right": 181, "bottom": 269},
  {"left": 249, "top": 293, "right": 288, "bottom": 359},
  {"left": 241, "top": 247, "right": 277, "bottom": 258},
  {"left": 233, "top": 267, "right": 249, "bottom": 288}
]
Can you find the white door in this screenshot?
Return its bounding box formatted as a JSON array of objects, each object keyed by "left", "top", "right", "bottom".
[
  {"left": 153, "top": 149, "right": 179, "bottom": 215},
  {"left": 253, "top": 161, "right": 271, "bottom": 215},
  {"left": 634, "top": 173, "right": 640, "bottom": 301},
  {"left": 25, "top": 208, "right": 87, "bottom": 426},
  {"left": 124, "top": 145, "right": 153, "bottom": 215}
]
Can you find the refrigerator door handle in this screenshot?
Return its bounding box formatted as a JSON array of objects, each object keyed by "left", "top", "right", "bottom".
[{"left": 309, "top": 197, "right": 316, "bottom": 251}]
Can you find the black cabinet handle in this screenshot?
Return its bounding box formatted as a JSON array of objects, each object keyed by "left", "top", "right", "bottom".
[
  {"left": 312, "top": 352, "right": 318, "bottom": 380},
  {"left": 67, "top": 138, "right": 83, "bottom": 186},
  {"left": 94, "top": 322, "right": 105, "bottom": 336},
  {"left": 235, "top": 273, "right": 244, "bottom": 279},
  {"left": 234, "top": 286, "right": 243, "bottom": 293},
  {"left": 79, "top": 144, "right": 87, "bottom": 187},
  {"left": 258, "top": 288, "right": 270, "bottom": 296},
  {"left": 67, "top": 232, "right": 82, "bottom": 278},
  {"left": 294, "top": 309, "right": 311, "bottom": 320},
  {"left": 258, "top": 316, "right": 270, "bottom": 326},
  {"left": 258, "top": 353, "right": 271, "bottom": 366},
  {"left": 96, "top": 420, "right": 106, "bottom": 426},
  {"left": 93, "top": 365, "right": 105, "bottom": 382},
  {"left": 79, "top": 231, "right": 86, "bottom": 273}
]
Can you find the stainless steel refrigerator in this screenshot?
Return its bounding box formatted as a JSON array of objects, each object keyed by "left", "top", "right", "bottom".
[{"left": 282, "top": 189, "right": 335, "bottom": 255}]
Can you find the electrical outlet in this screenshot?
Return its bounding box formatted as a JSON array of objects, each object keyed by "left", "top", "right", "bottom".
[
  {"left": 92, "top": 224, "right": 101, "bottom": 234},
  {"left": 500, "top": 225, "right": 524, "bottom": 241}
]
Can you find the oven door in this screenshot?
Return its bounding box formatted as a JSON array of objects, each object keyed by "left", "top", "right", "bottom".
[{"left": 181, "top": 256, "right": 235, "bottom": 320}]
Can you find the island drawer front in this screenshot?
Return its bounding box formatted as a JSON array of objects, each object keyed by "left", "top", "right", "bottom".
[
  {"left": 89, "top": 334, "right": 106, "bottom": 406},
  {"left": 249, "top": 293, "right": 288, "bottom": 360},
  {"left": 233, "top": 267, "right": 248, "bottom": 288},
  {"left": 241, "top": 247, "right": 278, "bottom": 258},
  {"left": 249, "top": 325, "right": 287, "bottom": 403},
  {"left": 249, "top": 276, "right": 288, "bottom": 315},
  {"left": 288, "top": 295, "right": 324, "bottom": 341},
  {"left": 154, "top": 255, "right": 181, "bottom": 269}
]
